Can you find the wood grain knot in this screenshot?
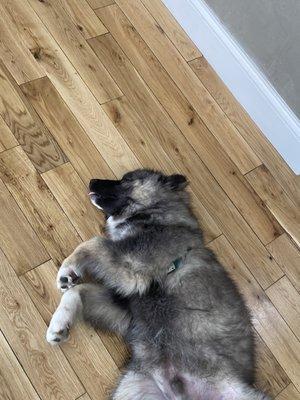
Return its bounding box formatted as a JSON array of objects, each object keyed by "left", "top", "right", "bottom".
[
  {"left": 155, "top": 23, "right": 165, "bottom": 35},
  {"left": 31, "top": 48, "right": 42, "bottom": 61},
  {"left": 188, "top": 117, "right": 194, "bottom": 125},
  {"left": 112, "top": 107, "right": 121, "bottom": 124}
]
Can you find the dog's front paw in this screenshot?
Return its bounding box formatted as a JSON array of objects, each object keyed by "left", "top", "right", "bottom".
[{"left": 57, "top": 264, "right": 81, "bottom": 292}]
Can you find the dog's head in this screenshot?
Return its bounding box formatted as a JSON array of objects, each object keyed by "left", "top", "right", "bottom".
[{"left": 89, "top": 169, "right": 188, "bottom": 217}]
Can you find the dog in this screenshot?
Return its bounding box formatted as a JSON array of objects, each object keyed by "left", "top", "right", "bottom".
[{"left": 46, "top": 169, "right": 270, "bottom": 400}]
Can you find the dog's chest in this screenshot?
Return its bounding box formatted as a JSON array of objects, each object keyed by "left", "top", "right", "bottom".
[
  {"left": 106, "top": 216, "right": 130, "bottom": 240},
  {"left": 129, "top": 284, "right": 177, "bottom": 345}
]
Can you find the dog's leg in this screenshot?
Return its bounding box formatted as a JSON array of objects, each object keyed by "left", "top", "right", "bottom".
[
  {"left": 79, "top": 283, "right": 131, "bottom": 335},
  {"left": 235, "top": 387, "right": 270, "bottom": 400},
  {"left": 47, "top": 283, "right": 131, "bottom": 344},
  {"left": 56, "top": 236, "right": 153, "bottom": 296},
  {"left": 112, "top": 371, "right": 167, "bottom": 400},
  {"left": 56, "top": 237, "right": 101, "bottom": 291},
  {"left": 218, "top": 379, "right": 270, "bottom": 400},
  {"left": 46, "top": 285, "right": 82, "bottom": 344}
]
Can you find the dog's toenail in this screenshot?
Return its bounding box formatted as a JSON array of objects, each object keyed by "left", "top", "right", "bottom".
[
  {"left": 61, "top": 285, "right": 68, "bottom": 289},
  {"left": 60, "top": 277, "right": 68, "bottom": 283},
  {"left": 70, "top": 271, "right": 79, "bottom": 281},
  {"left": 53, "top": 337, "right": 61, "bottom": 342}
]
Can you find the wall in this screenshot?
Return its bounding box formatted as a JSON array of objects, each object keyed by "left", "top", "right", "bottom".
[{"left": 203, "top": 0, "right": 300, "bottom": 118}]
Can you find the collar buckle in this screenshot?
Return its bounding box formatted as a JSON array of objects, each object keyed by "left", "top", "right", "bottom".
[{"left": 167, "top": 257, "right": 183, "bottom": 274}]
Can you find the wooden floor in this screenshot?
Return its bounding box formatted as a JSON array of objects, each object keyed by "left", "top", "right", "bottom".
[{"left": 0, "top": 0, "right": 299, "bottom": 399}]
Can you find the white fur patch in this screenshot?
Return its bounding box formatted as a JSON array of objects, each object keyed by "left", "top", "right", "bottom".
[
  {"left": 107, "top": 216, "right": 130, "bottom": 240},
  {"left": 89, "top": 196, "right": 103, "bottom": 210},
  {"left": 107, "top": 216, "right": 125, "bottom": 229},
  {"left": 46, "top": 288, "right": 82, "bottom": 345},
  {"left": 113, "top": 371, "right": 165, "bottom": 400}
]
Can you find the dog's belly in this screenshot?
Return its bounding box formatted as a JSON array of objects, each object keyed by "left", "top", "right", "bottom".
[{"left": 151, "top": 363, "right": 244, "bottom": 400}]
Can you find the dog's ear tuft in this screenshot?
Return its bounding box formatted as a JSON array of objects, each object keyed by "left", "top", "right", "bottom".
[{"left": 168, "top": 174, "right": 188, "bottom": 190}]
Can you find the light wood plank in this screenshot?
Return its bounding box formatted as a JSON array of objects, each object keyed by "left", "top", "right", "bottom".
[
  {"left": 0, "top": 115, "right": 18, "bottom": 150},
  {"left": 4, "top": 0, "right": 139, "bottom": 176},
  {"left": 0, "top": 139, "right": 4, "bottom": 153},
  {"left": 78, "top": 395, "right": 92, "bottom": 400},
  {"left": 246, "top": 165, "right": 300, "bottom": 247},
  {"left": 0, "top": 250, "right": 84, "bottom": 400},
  {"left": 0, "top": 330, "right": 41, "bottom": 400},
  {"left": 96, "top": 6, "right": 282, "bottom": 245},
  {"left": 0, "top": 147, "right": 81, "bottom": 266},
  {"left": 0, "top": 1, "right": 45, "bottom": 84},
  {"left": 22, "top": 77, "right": 114, "bottom": 186},
  {"left": 255, "top": 334, "right": 290, "bottom": 397},
  {"left": 42, "top": 163, "right": 105, "bottom": 240},
  {"left": 20, "top": 261, "right": 60, "bottom": 324},
  {"left": 102, "top": 97, "right": 221, "bottom": 244},
  {"left": 27, "top": 0, "right": 120, "bottom": 103},
  {"left": 115, "top": 0, "right": 261, "bottom": 174},
  {"left": 266, "top": 276, "right": 300, "bottom": 339},
  {"left": 61, "top": 0, "right": 108, "bottom": 39},
  {"left": 0, "top": 179, "right": 48, "bottom": 275},
  {"left": 89, "top": 0, "right": 114, "bottom": 8},
  {"left": 189, "top": 57, "right": 300, "bottom": 205},
  {"left": 21, "top": 260, "right": 120, "bottom": 400},
  {"left": 102, "top": 98, "right": 173, "bottom": 173},
  {"left": 140, "top": 0, "right": 202, "bottom": 61},
  {"left": 89, "top": 33, "right": 283, "bottom": 288},
  {"left": 0, "top": 62, "right": 67, "bottom": 173},
  {"left": 276, "top": 384, "right": 300, "bottom": 400},
  {"left": 208, "top": 235, "right": 300, "bottom": 391},
  {"left": 267, "top": 234, "right": 300, "bottom": 292}
]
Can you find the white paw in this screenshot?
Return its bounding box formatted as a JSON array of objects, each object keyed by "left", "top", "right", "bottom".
[
  {"left": 46, "top": 307, "right": 72, "bottom": 345},
  {"left": 57, "top": 264, "right": 81, "bottom": 292}
]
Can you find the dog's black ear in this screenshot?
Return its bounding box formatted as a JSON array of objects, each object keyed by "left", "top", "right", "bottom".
[{"left": 168, "top": 174, "right": 188, "bottom": 190}]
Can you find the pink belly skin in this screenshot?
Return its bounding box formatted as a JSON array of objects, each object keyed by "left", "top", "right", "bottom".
[{"left": 152, "top": 363, "right": 243, "bottom": 400}]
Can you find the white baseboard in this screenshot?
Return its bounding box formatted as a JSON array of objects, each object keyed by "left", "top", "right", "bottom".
[{"left": 162, "top": 0, "right": 300, "bottom": 174}]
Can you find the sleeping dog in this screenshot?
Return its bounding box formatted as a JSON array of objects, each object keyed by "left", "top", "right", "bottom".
[{"left": 46, "top": 169, "right": 269, "bottom": 400}]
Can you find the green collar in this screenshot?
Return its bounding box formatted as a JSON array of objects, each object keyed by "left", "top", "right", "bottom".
[{"left": 167, "top": 257, "right": 183, "bottom": 274}]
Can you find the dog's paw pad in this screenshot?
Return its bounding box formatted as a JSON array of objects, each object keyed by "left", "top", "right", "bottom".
[
  {"left": 46, "top": 325, "right": 70, "bottom": 345},
  {"left": 57, "top": 267, "right": 80, "bottom": 292}
]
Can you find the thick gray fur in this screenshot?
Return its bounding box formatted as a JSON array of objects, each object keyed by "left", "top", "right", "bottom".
[{"left": 49, "top": 169, "right": 270, "bottom": 400}]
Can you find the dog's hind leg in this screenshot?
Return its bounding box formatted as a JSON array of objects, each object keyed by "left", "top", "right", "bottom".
[
  {"left": 79, "top": 283, "right": 131, "bottom": 335},
  {"left": 217, "top": 378, "right": 270, "bottom": 400},
  {"left": 46, "top": 283, "right": 131, "bottom": 344},
  {"left": 46, "top": 284, "right": 83, "bottom": 344},
  {"left": 112, "top": 371, "right": 167, "bottom": 400}
]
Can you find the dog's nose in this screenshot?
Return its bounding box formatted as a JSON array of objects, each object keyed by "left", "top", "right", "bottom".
[{"left": 89, "top": 179, "right": 99, "bottom": 191}]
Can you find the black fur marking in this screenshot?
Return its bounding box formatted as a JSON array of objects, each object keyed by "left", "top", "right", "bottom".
[{"left": 110, "top": 290, "right": 130, "bottom": 311}]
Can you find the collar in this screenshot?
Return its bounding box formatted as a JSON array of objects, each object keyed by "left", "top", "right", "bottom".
[
  {"left": 167, "top": 257, "right": 183, "bottom": 274},
  {"left": 167, "top": 247, "right": 193, "bottom": 274}
]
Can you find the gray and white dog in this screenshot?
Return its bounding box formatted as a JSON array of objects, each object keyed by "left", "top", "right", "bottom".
[{"left": 47, "top": 169, "right": 269, "bottom": 400}]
